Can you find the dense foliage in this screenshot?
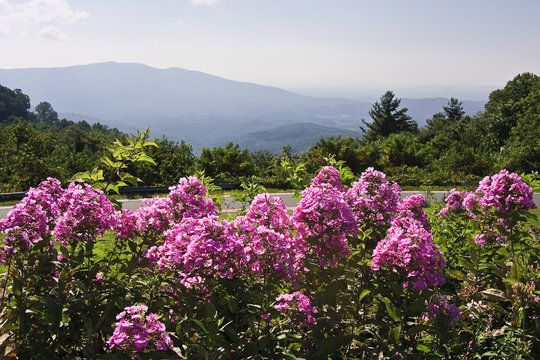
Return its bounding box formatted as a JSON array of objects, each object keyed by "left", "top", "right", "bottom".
[
  {"left": 0, "top": 166, "right": 537, "bottom": 359},
  {"left": 1, "top": 72, "right": 539, "bottom": 193}
]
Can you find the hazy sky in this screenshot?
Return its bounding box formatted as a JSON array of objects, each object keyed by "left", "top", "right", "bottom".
[{"left": 1, "top": 0, "right": 539, "bottom": 97}]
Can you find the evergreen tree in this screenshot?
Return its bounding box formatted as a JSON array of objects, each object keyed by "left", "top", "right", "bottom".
[
  {"left": 361, "top": 91, "right": 417, "bottom": 141},
  {"left": 443, "top": 97, "right": 465, "bottom": 122}
]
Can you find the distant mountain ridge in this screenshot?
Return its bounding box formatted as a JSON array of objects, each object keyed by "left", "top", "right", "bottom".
[{"left": 0, "top": 62, "right": 486, "bottom": 153}]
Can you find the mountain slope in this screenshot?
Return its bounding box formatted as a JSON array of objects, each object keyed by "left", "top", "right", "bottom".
[
  {"left": 229, "top": 122, "right": 362, "bottom": 154},
  {"left": 0, "top": 62, "right": 485, "bottom": 152}
]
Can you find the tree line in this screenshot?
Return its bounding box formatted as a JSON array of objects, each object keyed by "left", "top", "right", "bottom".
[{"left": 0, "top": 72, "right": 538, "bottom": 192}]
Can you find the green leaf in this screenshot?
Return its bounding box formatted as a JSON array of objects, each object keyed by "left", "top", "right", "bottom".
[
  {"left": 416, "top": 344, "right": 430, "bottom": 353},
  {"left": 359, "top": 289, "right": 371, "bottom": 301},
  {"left": 143, "top": 140, "right": 158, "bottom": 147},
  {"left": 191, "top": 319, "right": 207, "bottom": 333},
  {"left": 382, "top": 297, "right": 402, "bottom": 322},
  {"left": 136, "top": 154, "right": 157, "bottom": 165},
  {"left": 120, "top": 172, "right": 141, "bottom": 187},
  {"left": 446, "top": 269, "right": 468, "bottom": 281},
  {"left": 508, "top": 262, "right": 522, "bottom": 282},
  {"left": 388, "top": 325, "right": 401, "bottom": 344},
  {"left": 458, "top": 256, "right": 475, "bottom": 272},
  {"left": 101, "top": 156, "right": 115, "bottom": 168}
]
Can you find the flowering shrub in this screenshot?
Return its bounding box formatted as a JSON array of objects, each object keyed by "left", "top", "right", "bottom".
[
  {"left": 433, "top": 169, "right": 539, "bottom": 358},
  {"left": 0, "top": 167, "right": 537, "bottom": 359}
]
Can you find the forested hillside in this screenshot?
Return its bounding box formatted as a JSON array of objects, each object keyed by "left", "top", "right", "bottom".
[{"left": 1, "top": 72, "right": 538, "bottom": 192}]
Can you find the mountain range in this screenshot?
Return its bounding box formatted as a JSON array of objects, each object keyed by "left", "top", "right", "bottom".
[{"left": 0, "top": 62, "right": 486, "bottom": 153}]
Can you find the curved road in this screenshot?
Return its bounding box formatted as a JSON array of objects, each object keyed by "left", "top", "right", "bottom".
[{"left": 2, "top": 191, "right": 540, "bottom": 219}]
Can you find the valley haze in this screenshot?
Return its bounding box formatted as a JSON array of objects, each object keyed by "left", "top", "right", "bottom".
[{"left": 0, "top": 62, "right": 486, "bottom": 154}]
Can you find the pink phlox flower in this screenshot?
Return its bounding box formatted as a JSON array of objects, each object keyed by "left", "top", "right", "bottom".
[
  {"left": 128, "top": 177, "right": 217, "bottom": 239},
  {"left": 293, "top": 167, "right": 356, "bottom": 267},
  {"left": 439, "top": 189, "right": 471, "bottom": 217},
  {"left": 346, "top": 167, "right": 401, "bottom": 226},
  {"left": 275, "top": 292, "right": 318, "bottom": 325},
  {"left": 427, "top": 297, "right": 461, "bottom": 328},
  {"left": 398, "top": 194, "right": 430, "bottom": 230},
  {"left": 0, "top": 178, "right": 63, "bottom": 260},
  {"left": 147, "top": 216, "right": 247, "bottom": 294},
  {"left": 108, "top": 305, "right": 173, "bottom": 353},
  {"left": 310, "top": 166, "right": 346, "bottom": 192},
  {"left": 53, "top": 181, "right": 115, "bottom": 246},
  {"left": 475, "top": 170, "right": 536, "bottom": 215},
  {"left": 372, "top": 217, "right": 445, "bottom": 290}
]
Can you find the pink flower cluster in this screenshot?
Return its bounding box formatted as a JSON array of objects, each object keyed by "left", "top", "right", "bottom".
[
  {"left": 439, "top": 170, "right": 536, "bottom": 245},
  {"left": 0, "top": 178, "right": 62, "bottom": 259},
  {"left": 108, "top": 305, "right": 173, "bottom": 353},
  {"left": 427, "top": 298, "right": 461, "bottom": 328},
  {"left": 371, "top": 216, "right": 445, "bottom": 290},
  {"left": 292, "top": 166, "right": 357, "bottom": 267},
  {"left": 147, "top": 216, "right": 246, "bottom": 293},
  {"left": 233, "top": 194, "right": 299, "bottom": 281},
  {"left": 397, "top": 194, "right": 431, "bottom": 230},
  {"left": 346, "top": 167, "right": 401, "bottom": 226},
  {"left": 114, "top": 176, "right": 217, "bottom": 241},
  {"left": 275, "top": 292, "right": 318, "bottom": 325},
  {"left": 0, "top": 178, "right": 115, "bottom": 259},
  {"left": 476, "top": 170, "right": 536, "bottom": 215},
  {"left": 438, "top": 189, "right": 469, "bottom": 217},
  {"left": 53, "top": 181, "right": 115, "bottom": 246}
]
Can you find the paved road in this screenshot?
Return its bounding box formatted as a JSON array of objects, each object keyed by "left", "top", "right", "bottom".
[{"left": 2, "top": 191, "right": 540, "bottom": 219}]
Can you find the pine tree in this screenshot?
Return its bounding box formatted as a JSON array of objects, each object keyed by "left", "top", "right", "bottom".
[
  {"left": 361, "top": 91, "right": 417, "bottom": 141},
  {"left": 443, "top": 97, "right": 465, "bottom": 122}
]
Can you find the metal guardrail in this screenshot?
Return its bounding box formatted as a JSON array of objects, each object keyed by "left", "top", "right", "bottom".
[
  {"left": 0, "top": 192, "right": 26, "bottom": 201},
  {"left": 0, "top": 183, "right": 237, "bottom": 201}
]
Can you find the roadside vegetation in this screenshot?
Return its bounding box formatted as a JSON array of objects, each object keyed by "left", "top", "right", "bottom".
[{"left": 1, "top": 72, "right": 539, "bottom": 193}]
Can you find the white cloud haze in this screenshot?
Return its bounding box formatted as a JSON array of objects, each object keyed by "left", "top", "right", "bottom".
[
  {"left": 0, "top": 0, "right": 539, "bottom": 96},
  {"left": 191, "top": 0, "right": 220, "bottom": 6},
  {"left": 38, "top": 25, "right": 67, "bottom": 40},
  {"left": 0, "top": 0, "right": 88, "bottom": 37}
]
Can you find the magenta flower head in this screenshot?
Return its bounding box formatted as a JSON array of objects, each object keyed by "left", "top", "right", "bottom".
[
  {"left": 310, "top": 166, "right": 346, "bottom": 192},
  {"left": 233, "top": 194, "right": 299, "bottom": 281},
  {"left": 426, "top": 298, "right": 461, "bottom": 328},
  {"left": 292, "top": 166, "right": 356, "bottom": 267},
  {"left": 398, "top": 194, "right": 430, "bottom": 230},
  {"left": 372, "top": 217, "right": 445, "bottom": 290},
  {"left": 346, "top": 167, "right": 401, "bottom": 226},
  {"left": 475, "top": 169, "right": 536, "bottom": 215},
  {"left": 53, "top": 181, "right": 115, "bottom": 246},
  {"left": 439, "top": 189, "right": 470, "bottom": 217},
  {"left": 275, "top": 292, "right": 318, "bottom": 326},
  {"left": 119, "top": 176, "right": 218, "bottom": 240},
  {"left": 108, "top": 305, "right": 173, "bottom": 354},
  {"left": 147, "top": 216, "right": 247, "bottom": 294},
  {"left": 0, "top": 178, "right": 63, "bottom": 261}
]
